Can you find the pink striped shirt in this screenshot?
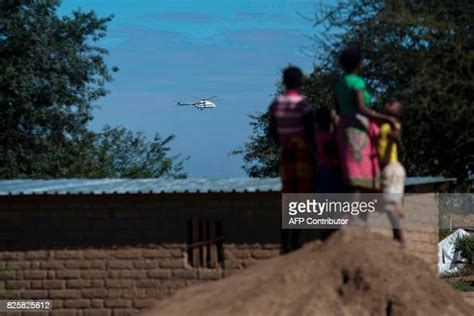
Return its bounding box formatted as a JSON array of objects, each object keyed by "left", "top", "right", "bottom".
[{"left": 269, "top": 91, "right": 312, "bottom": 143}]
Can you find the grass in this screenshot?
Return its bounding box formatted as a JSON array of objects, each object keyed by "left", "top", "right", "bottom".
[{"left": 450, "top": 279, "right": 474, "bottom": 292}]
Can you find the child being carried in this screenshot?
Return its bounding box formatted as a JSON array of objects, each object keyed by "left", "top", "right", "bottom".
[{"left": 377, "top": 99, "right": 406, "bottom": 243}]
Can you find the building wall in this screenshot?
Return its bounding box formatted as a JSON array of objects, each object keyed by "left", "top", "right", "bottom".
[
  {"left": 367, "top": 193, "right": 439, "bottom": 267},
  {"left": 0, "top": 191, "right": 438, "bottom": 316}
]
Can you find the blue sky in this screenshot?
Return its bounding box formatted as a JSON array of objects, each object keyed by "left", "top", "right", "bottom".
[{"left": 60, "top": 0, "right": 322, "bottom": 178}]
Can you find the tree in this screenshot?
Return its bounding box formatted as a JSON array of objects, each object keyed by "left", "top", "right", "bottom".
[
  {"left": 88, "top": 126, "right": 187, "bottom": 179},
  {"left": 0, "top": 0, "right": 115, "bottom": 177},
  {"left": 314, "top": 0, "right": 474, "bottom": 184},
  {"left": 0, "top": 1, "right": 186, "bottom": 178},
  {"left": 232, "top": 112, "right": 279, "bottom": 178},
  {"left": 455, "top": 234, "right": 474, "bottom": 264},
  {"left": 238, "top": 1, "right": 474, "bottom": 184}
]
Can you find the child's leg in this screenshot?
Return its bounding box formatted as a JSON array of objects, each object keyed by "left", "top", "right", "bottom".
[
  {"left": 385, "top": 205, "right": 404, "bottom": 243},
  {"left": 382, "top": 162, "right": 406, "bottom": 243},
  {"left": 280, "top": 228, "right": 290, "bottom": 254},
  {"left": 394, "top": 202, "right": 404, "bottom": 218},
  {"left": 289, "top": 229, "right": 302, "bottom": 251}
]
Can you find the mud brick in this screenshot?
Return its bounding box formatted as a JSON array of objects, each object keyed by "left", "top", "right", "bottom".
[
  {"left": 108, "top": 261, "right": 133, "bottom": 269},
  {"left": 5, "top": 261, "right": 30, "bottom": 270},
  {"left": 108, "top": 270, "right": 146, "bottom": 279},
  {"left": 133, "top": 298, "right": 157, "bottom": 309},
  {"left": 91, "top": 280, "right": 105, "bottom": 287},
  {"left": 107, "top": 289, "right": 122, "bottom": 299},
  {"left": 91, "top": 299, "right": 105, "bottom": 308},
  {"left": 49, "top": 289, "right": 81, "bottom": 299},
  {"left": 83, "top": 251, "right": 108, "bottom": 259},
  {"left": 46, "top": 300, "right": 61, "bottom": 310},
  {"left": 3, "top": 290, "right": 20, "bottom": 299},
  {"left": 57, "top": 270, "right": 80, "bottom": 279},
  {"left": 159, "top": 259, "right": 185, "bottom": 269},
  {"left": 66, "top": 279, "right": 92, "bottom": 288},
  {"left": 136, "top": 280, "right": 160, "bottom": 288},
  {"left": 20, "top": 290, "right": 48, "bottom": 299},
  {"left": 141, "top": 249, "right": 171, "bottom": 258},
  {"left": 25, "top": 251, "right": 49, "bottom": 260},
  {"left": 172, "top": 269, "right": 196, "bottom": 279},
  {"left": 41, "top": 261, "right": 64, "bottom": 269},
  {"left": 84, "top": 310, "right": 111, "bottom": 316},
  {"left": 30, "top": 261, "right": 41, "bottom": 269},
  {"left": 147, "top": 270, "right": 171, "bottom": 279},
  {"left": 133, "top": 260, "right": 157, "bottom": 269},
  {"left": 230, "top": 248, "right": 252, "bottom": 259},
  {"left": 54, "top": 251, "right": 82, "bottom": 260},
  {"left": 50, "top": 310, "right": 77, "bottom": 316},
  {"left": 160, "top": 279, "right": 187, "bottom": 290},
  {"left": 198, "top": 269, "right": 222, "bottom": 280},
  {"left": 111, "top": 309, "right": 134, "bottom": 316},
  {"left": 0, "top": 270, "right": 16, "bottom": 280},
  {"left": 251, "top": 249, "right": 278, "bottom": 259},
  {"left": 81, "top": 288, "right": 108, "bottom": 299},
  {"left": 105, "top": 279, "right": 133, "bottom": 289},
  {"left": 65, "top": 260, "right": 104, "bottom": 269},
  {"left": 64, "top": 299, "right": 91, "bottom": 308},
  {"left": 23, "top": 270, "right": 47, "bottom": 279},
  {"left": 6, "top": 280, "right": 29, "bottom": 290},
  {"left": 105, "top": 299, "right": 132, "bottom": 308},
  {"left": 167, "top": 248, "right": 184, "bottom": 258},
  {"left": 113, "top": 250, "right": 141, "bottom": 259},
  {"left": 0, "top": 252, "right": 25, "bottom": 261},
  {"left": 81, "top": 270, "right": 107, "bottom": 279},
  {"left": 24, "top": 312, "right": 49, "bottom": 316}
]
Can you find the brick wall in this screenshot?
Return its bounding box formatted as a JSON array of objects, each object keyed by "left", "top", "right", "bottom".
[
  {"left": 0, "top": 245, "right": 278, "bottom": 316},
  {"left": 0, "top": 191, "right": 438, "bottom": 315},
  {"left": 367, "top": 193, "right": 439, "bottom": 269}
]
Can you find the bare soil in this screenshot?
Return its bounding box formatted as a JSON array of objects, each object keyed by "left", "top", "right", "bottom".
[{"left": 144, "top": 230, "right": 471, "bottom": 316}]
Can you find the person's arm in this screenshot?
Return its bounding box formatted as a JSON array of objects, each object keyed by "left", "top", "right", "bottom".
[
  {"left": 354, "top": 90, "right": 397, "bottom": 128},
  {"left": 330, "top": 109, "right": 340, "bottom": 127},
  {"left": 388, "top": 128, "right": 402, "bottom": 149}
]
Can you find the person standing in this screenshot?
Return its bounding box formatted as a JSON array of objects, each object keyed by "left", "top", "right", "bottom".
[
  {"left": 268, "top": 66, "right": 315, "bottom": 254},
  {"left": 378, "top": 99, "right": 406, "bottom": 242},
  {"left": 314, "top": 106, "right": 341, "bottom": 193},
  {"left": 335, "top": 48, "right": 397, "bottom": 193}
]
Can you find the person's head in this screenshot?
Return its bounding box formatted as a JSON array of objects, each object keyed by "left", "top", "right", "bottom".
[
  {"left": 383, "top": 98, "right": 403, "bottom": 118},
  {"left": 340, "top": 48, "right": 362, "bottom": 74},
  {"left": 282, "top": 66, "right": 303, "bottom": 91},
  {"left": 315, "top": 106, "right": 332, "bottom": 131}
]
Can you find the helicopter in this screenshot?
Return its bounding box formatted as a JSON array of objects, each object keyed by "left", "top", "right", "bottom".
[{"left": 177, "top": 96, "right": 217, "bottom": 111}]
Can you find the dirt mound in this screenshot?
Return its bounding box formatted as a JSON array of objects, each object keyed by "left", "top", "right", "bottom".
[{"left": 144, "top": 230, "right": 471, "bottom": 316}]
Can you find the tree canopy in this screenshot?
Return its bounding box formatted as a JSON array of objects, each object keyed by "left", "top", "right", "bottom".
[
  {"left": 237, "top": 0, "right": 473, "bottom": 185},
  {"left": 0, "top": 0, "right": 185, "bottom": 178}
]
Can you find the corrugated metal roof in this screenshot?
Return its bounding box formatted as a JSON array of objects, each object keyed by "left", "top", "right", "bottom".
[{"left": 0, "top": 177, "right": 455, "bottom": 196}]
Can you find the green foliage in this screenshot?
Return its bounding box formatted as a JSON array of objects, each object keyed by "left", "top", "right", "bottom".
[
  {"left": 0, "top": 1, "right": 185, "bottom": 178},
  {"left": 237, "top": 1, "right": 474, "bottom": 182},
  {"left": 314, "top": 0, "right": 474, "bottom": 183},
  {"left": 0, "top": 0, "right": 114, "bottom": 177},
  {"left": 455, "top": 234, "right": 474, "bottom": 264},
  {"left": 232, "top": 112, "right": 278, "bottom": 177},
  {"left": 442, "top": 264, "right": 474, "bottom": 278},
  {"left": 439, "top": 228, "right": 451, "bottom": 241},
  {"left": 90, "top": 126, "right": 187, "bottom": 178},
  {"left": 450, "top": 279, "right": 474, "bottom": 292}
]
